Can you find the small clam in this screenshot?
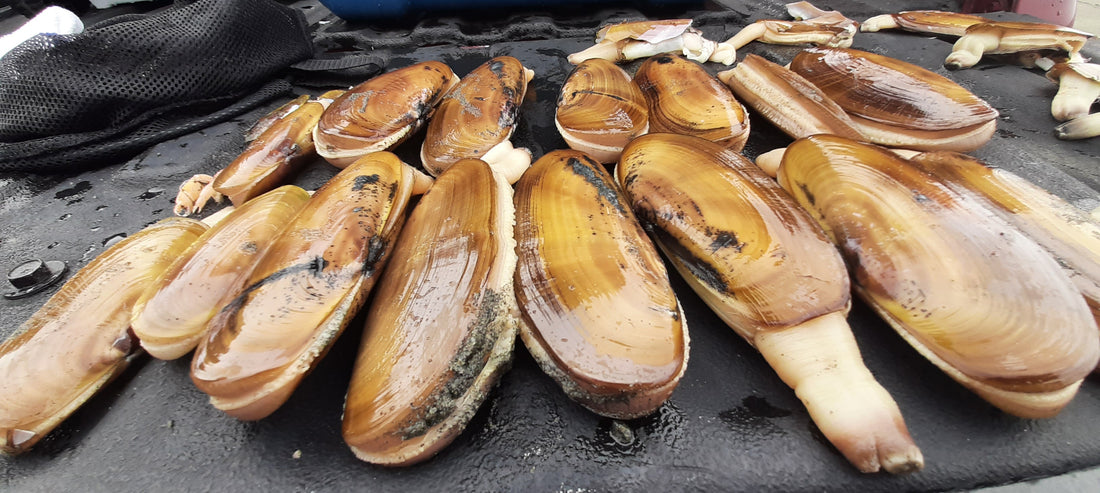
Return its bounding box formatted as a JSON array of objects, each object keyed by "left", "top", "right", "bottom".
[
  {"left": 861, "top": 10, "right": 987, "bottom": 36},
  {"left": 0, "top": 217, "right": 207, "bottom": 454},
  {"left": 420, "top": 56, "right": 533, "bottom": 183},
  {"left": 554, "top": 58, "right": 649, "bottom": 163},
  {"left": 513, "top": 149, "right": 688, "bottom": 419},
  {"left": 314, "top": 61, "right": 458, "bottom": 168},
  {"left": 343, "top": 159, "right": 519, "bottom": 466},
  {"left": 777, "top": 134, "right": 1099, "bottom": 418},
  {"left": 634, "top": 54, "right": 750, "bottom": 151},
  {"left": 191, "top": 152, "right": 428, "bottom": 420},
  {"left": 617, "top": 133, "right": 922, "bottom": 474},
  {"left": 946, "top": 21, "right": 1092, "bottom": 70},
  {"left": 790, "top": 47, "right": 999, "bottom": 152},
  {"left": 132, "top": 185, "right": 312, "bottom": 360},
  {"left": 717, "top": 53, "right": 861, "bottom": 142}
]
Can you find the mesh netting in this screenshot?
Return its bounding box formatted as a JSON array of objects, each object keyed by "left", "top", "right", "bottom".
[{"left": 0, "top": 0, "right": 313, "bottom": 173}]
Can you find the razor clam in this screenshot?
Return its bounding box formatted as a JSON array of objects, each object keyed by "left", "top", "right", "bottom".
[
  {"left": 420, "top": 56, "right": 533, "bottom": 183},
  {"left": 0, "top": 217, "right": 207, "bottom": 454},
  {"left": 777, "top": 134, "right": 1099, "bottom": 418},
  {"left": 617, "top": 133, "right": 922, "bottom": 474},
  {"left": 314, "top": 61, "right": 458, "bottom": 168},
  {"left": 634, "top": 54, "right": 750, "bottom": 151},
  {"left": 191, "top": 152, "right": 428, "bottom": 420},
  {"left": 555, "top": 58, "right": 649, "bottom": 163},
  {"left": 343, "top": 158, "right": 519, "bottom": 466},
  {"left": 513, "top": 149, "right": 688, "bottom": 419},
  {"left": 790, "top": 47, "right": 999, "bottom": 152},
  {"left": 132, "top": 185, "right": 312, "bottom": 360}
]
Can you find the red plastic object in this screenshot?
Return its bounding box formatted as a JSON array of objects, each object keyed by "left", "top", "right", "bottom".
[{"left": 959, "top": 0, "right": 1077, "bottom": 27}]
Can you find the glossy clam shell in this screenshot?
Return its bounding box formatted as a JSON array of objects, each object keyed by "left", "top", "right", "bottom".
[
  {"left": 245, "top": 94, "right": 309, "bottom": 142},
  {"left": 513, "top": 149, "right": 688, "bottom": 419},
  {"left": 861, "top": 11, "right": 988, "bottom": 36},
  {"left": 0, "top": 217, "right": 207, "bottom": 455},
  {"left": 191, "top": 152, "right": 418, "bottom": 420},
  {"left": 908, "top": 151, "right": 1100, "bottom": 328},
  {"left": 777, "top": 134, "right": 1099, "bottom": 418},
  {"left": 131, "top": 186, "right": 312, "bottom": 360},
  {"left": 555, "top": 58, "right": 649, "bottom": 163},
  {"left": 314, "top": 61, "right": 458, "bottom": 168},
  {"left": 789, "top": 47, "right": 999, "bottom": 132},
  {"left": 616, "top": 133, "right": 849, "bottom": 339},
  {"left": 213, "top": 100, "right": 325, "bottom": 206},
  {"left": 718, "top": 53, "right": 862, "bottom": 141},
  {"left": 420, "top": 56, "right": 532, "bottom": 177},
  {"left": 634, "top": 54, "right": 750, "bottom": 151},
  {"left": 343, "top": 159, "right": 519, "bottom": 466}
]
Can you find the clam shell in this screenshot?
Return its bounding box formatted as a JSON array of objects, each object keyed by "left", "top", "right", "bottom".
[
  {"left": 213, "top": 100, "right": 325, "bottom": 206},
  {"left": 132, "top": 186, "right": 312, "bottom": 360},
  {"left": 420, "top": 56, "right": 533, "bottom": 177},
  {"left": 513, "top": 149, "right": 688, "bottom": 419},
  {"left": 343, "top": 159, "right": 519, "bottom": 466},
  {"left": 314, "top": 61, "right": 458, "bottom": 168},
  {"left": 777, "top": 134, "right": 1099, "bottom": 418},
  {"left": 245, "top": 94, "right": 309, "bottom": 142},
  {"left": 0, "top": 217, "right": 207, "bottom": 454},
  {"left": 634, "top": 54, "right": 750, "bottom": 151},
  {"left": 596, "top": 19, "right": 693, "bottom": 43},
  {"left": 191, "top": 152, "right": 420, "bottom": 420},
  {"left": 555, "top": 58, "right": 649, "bottom": 163}
]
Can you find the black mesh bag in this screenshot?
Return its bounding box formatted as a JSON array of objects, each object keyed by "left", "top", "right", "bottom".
[{"left": 0, "top": 0, "right": 313, "bottom": 173}]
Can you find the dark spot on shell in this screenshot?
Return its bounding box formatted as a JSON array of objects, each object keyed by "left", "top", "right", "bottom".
[
  {"left": 567, "top": 157, "right": 626, "bottom": 214},
  {"left": 488, "top": 59, "right": 505, "bottom": 76},
  {"left": 709, "top": 230, "right": 744, "bottom": 253},
  {"left": 353, "top": 174, "right": 381, "bottom": 191},
  {"left": 655, "top": 55, "right": 675, "bottom": 64},
  {"left": 799, "top": 183, "right": 816, "bottom": 206}
]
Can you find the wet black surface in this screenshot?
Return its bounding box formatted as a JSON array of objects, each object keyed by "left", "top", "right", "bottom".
[{"left": 3, "top": 0, "right": 1100, "bottom": 491}]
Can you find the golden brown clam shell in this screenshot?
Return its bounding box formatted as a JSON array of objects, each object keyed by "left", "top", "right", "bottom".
[
  {"left": 132, "top": 186, "right": 312, "bottom": 360},
  {"left": 634, "top": 54, "right": 750, "bottom": 151},
  {"left": 191, "top": 152, "right": 423, "bottom": 420},
  {"left": 420, "top": 56, "right": 533, "bottom": 178},
  {"left": 343, "top": 159, "right": 519, "bottom": 466},
  {"left": 555, "top": 58, "right": 649, "bottom": 163},
  {"left": 777, "top": 134, "right": 1099, "bottom": 418},
  {"left": 314, "top": 61, "right": 458, "bottom": 168},
  {"left": 513, "top": 149, "right": 688, "bottom": 419},
  {"left": 0, "top": 217, "right": 207, "bottom": 455},
  {"left": 860, "top": 10, "right": 988, "bottom": 36}
]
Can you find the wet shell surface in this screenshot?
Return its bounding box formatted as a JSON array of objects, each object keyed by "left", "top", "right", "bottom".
[
  {"left": 777, "top": 134, "right": 1100, "bottom": 418},
  {"left": 555, "top": 58, "right": 649, "bottom": 163},
  {"left": 131, "top": 186, "right": 312, "bottom": 360},
  {"left": 213, "top": 100, "right": 326, "bottom": 206},
  {"left": 790, "top": 47, "right": 999, "bottom": 151},
  {"left": 343, "top": 159, "right": 519, "bottom": 466},
  {"left": 314, "top": 61, "right": 458, "bottom": 168},
  {"left": 513, "top": 149, "right": 688, "bottom": 419},
  {"left": 0, "top": 217, "right": 207, "bottom": 455},
  {"left": 633, "top": 54, "right": 750, "bottom": 151},
  {"left": 191, "top": 152, "right": 420, "bottom": 421},
  {"left": 420, "top": 56, "right": 533, "bottom": 177}
]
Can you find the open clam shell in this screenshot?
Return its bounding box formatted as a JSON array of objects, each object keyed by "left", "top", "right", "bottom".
[
  {"left": 634, "top": 54, "right": 750, "bottom": 151},
  {"left": 420, "top": 56, "right": 533, "bottom": 178},
  {"left": 314, "top": 61, "right": 458, "bottom": 168},
  {"left": 513, "top": 149, "right": 688, "bottom": 419},
  {"left": 777, "top": 134, "right": 1099, "bottom": 418},
  {"left": 790, "top": 47, "right": 999, "bottom": 151},
  {"left": 132, "top": 186, "right": 312, "bottom": 360},
  {"left": 213, "top": 99, "right": 326, "bottom": 206},
  {"left": 555, "top": 58, "right": 649, "bottom": 163},
  {"left": 191, "top": 152, "right": 423, "bottom": 421},
  {"left": 343, "top": 158, "right": 519, "bottom": 466},
  {"left": 0, "top": 217, "right": 207, "bottom": 454}
]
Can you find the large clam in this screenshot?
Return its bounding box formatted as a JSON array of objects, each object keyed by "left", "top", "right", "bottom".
[
  {"left": 314, "top": 61, "right": 458, "bottom": 168},
  {"left": 946, "top": 21, "right": 1091, "bottom": 70},
  {"left": 789, "top": 47, "right": 999, "bottom": 152},
  {"left": 554, "top": 58, "right": 649, "bottom": 163},
  {"left": 343, "top": 158, "right": 519, "bottom": 466},
  {"left": 777, "top": 134, "right": 1099, "bottom": 418},
  {"left": 513, "top": 149, "right": 688, "bottom": 419},
  {"left": 420, "top": 56, "right": 533, "bottom": 183},
  {"left": 861, "top": 10, "right": 987, "bottom": 37},
  {"left": 191, "top": 152, "right": 428, "bottom": 420},
  {"left": 132, "top": 185, "right": 312, "bottom": 360},
  {"left": 0, "top": 217, "right": 207, "bottom": 454},
  {"left": 617, "top": 133, "right": 922, "bottom": 474},
  {"left": 633, "top": 54, "right": 750, "bottom": 151}
]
